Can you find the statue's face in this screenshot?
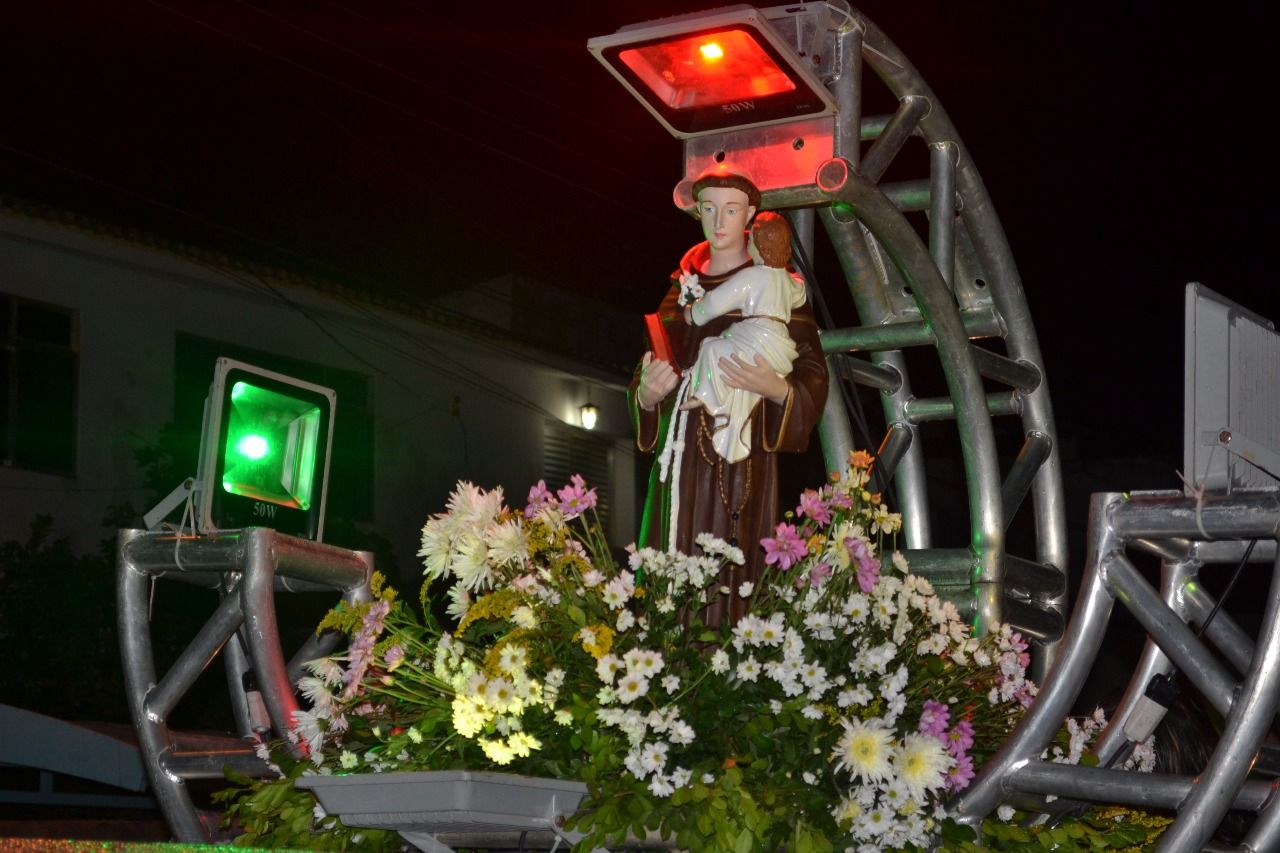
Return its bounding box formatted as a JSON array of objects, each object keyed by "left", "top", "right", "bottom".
[{"left": 696, "top": 186, "right": 756, "bottom": 254}]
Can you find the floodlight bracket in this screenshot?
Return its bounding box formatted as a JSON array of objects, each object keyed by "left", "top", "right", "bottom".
[{"left": 143, "top": 476, "right": 202, "bottom": 532}]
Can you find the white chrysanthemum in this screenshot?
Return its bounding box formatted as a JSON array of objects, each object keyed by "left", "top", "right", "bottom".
[
  {"left": 710, "top": 649, "right": 730, "bottom": 674},
  {"left": 479, "top": 737, "right": 516, "bottom": 765},
  {"left": 832, "top": 717, "right": 894, "bottom": 782},
  {"left": 624, "top": 649, "right": 664, "bottom": 678},
  {"left": 290, "top": 709, "right": 326, "bottom": 759},
  {"left": 509, "top": 604, "right": 537, "bottom": 629},
  {"left": 497, "top": 644, "right": 528, "bottom": 675},
  {"left": 736, "top": 656, "right": 761, "bottom": 682},
  {"left": 483, "top": 678, "right": 517, "bottom": 713},
  {"left": 669, "top": 720, "right": 696, "bottom": 745},
  {"left": 601, "top": 578, "right": 630, "bottom": 609},
  {"left": 661, "top": 674, "right": 681, "bottom": 694},
  {"left": 758, "top": 614, "right": 786, "bottom": 646},
  {"left": 656, "top": 596, "right": 676, "bottom": 614},
  {"left": 894, "top": 734, "right": 951, "bottom": 802},
  {"left": 509, "top": 731, "right": 541, "bottom": 757},
  {"left": 596, "top": 655, "right": 622, "bottom": 684},
  {"left": 649, "top": 774, "right": 675, "bottom": 797},
  {"left": 892, "top": 550, "right": 910, "bottom": 573},
  {"left": 297, "top": 676, "right": 336, "bottom": 712},
  {"left": 639, "top": 741, "right": 670, "bottom": 774},
  {"left": 615, "top": 672, "right": 650, "bottom": 703},
  {"left": 738, "top": 581, "right": 754, "bottom": 598},
  {"left": 616, "top": 609, "right": 636, "bottom": 632},
  {"left": 448, "top": 481, "right": 505, "bottom": 529},
  {"left": 451, "top": 695, "right": 487, "bottom": 738},
  {"left": 303, "top": 656, "right": 346, "bottom": 687},
  {"left": 484, "top": 519, "right": 528, "bottom": 567},
  {"left": 454, "top": 533, "right": 492, "bottom": 591}
]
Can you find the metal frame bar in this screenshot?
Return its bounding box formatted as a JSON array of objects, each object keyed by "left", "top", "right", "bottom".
[
  {"left": 952, "top": 491, "right": 1280, "bottom": 852},
  {"left": 118, "top": 527, "right": 373, "bottom": 841}
]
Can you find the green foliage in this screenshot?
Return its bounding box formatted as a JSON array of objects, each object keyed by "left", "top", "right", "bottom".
[
  {"left": 934, "top": 808, "right": 1171, "bottom": 852},
  {"left": 214, "top": 761, "right": 399, "bottom": 850}
]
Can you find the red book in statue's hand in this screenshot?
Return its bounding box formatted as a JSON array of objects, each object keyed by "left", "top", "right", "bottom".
[{"left": 645, "top": 312, "right": 679, "bottom": 375}]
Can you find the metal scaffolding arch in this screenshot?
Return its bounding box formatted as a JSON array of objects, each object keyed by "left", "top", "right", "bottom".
[{"left": 116, "top": 527, "right": 372, "bottom": 841}]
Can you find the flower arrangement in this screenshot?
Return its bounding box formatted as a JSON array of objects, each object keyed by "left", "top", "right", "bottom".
[{"left": 217, "top": 453, "right": 1164, "bottom": 852}]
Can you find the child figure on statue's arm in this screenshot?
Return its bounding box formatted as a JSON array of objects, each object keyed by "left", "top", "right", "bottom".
[{"left": 678, "top": 211, "right": 807, "bottom": 464}]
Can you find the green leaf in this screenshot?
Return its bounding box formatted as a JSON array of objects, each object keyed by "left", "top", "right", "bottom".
[
  {"left": 734, "top": 827, "right": 754, "bottom": 853},
  {"left": 566, "top": 604, "right": 587, "bottom": 627}
]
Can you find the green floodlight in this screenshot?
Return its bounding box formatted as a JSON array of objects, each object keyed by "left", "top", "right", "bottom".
[{"left": 195, "top": 358, "right": 337, "bottom": 540}]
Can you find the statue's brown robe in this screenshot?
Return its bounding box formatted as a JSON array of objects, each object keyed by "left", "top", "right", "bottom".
[{"left": 629, "top": 241, "right": 830, "bottom": 624}]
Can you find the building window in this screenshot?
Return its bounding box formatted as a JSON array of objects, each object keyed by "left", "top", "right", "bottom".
[
  {"left": 543, "top": 419, "right": 614, "bottom": 530},
  {"left": 174, "top": 334, "right": 375, "bottom": 524},
  {"left": 0, "top": 293, "right": 78, "bottom": 474}
]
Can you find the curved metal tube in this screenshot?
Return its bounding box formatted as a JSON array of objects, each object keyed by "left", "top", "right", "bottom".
[{"left": 821, "top": 167, "right": 1005, "bottom": 588}]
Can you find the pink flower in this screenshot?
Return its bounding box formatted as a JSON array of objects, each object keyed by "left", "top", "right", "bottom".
[
  {"left": 946, "top": 752, "right": 975, "bottom": 791},
  {"left": 524, "top": 480, "right": 556, "bottom": 518},
  {"left": 808, "top": 562, "right": 832, "bottom": 588},
  {"left": 556, "top": 474, "right": 598, "bottom": 519},
  {"left": 828, "top": 490, "right": 853, "bottom": 511},
  {"left": 795, "top": 489, "right": 832, "bottom": 525},
  {"left": 946, "top": 719, "right": 975, "bottom": 757},
  {"left": 918, "top": 700, "right": 950, "bottom": 740},
  {"left": 761, "top": 523, "right": 807, "bottom": 570},
  {"left": 847, "top": 536, "right": 880, "bottom": 592}
]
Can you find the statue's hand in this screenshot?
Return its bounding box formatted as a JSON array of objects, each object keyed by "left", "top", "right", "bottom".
[
  {"left": 719, "top": 354, "right": 789, "bottom": 405},
  {"left": 637, "top": 351, "right": 680, "bottom": 411}
]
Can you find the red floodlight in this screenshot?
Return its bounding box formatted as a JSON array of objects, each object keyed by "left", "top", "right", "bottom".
[{"left": 588, "top": 7, "right": 836, "bottom": 139}]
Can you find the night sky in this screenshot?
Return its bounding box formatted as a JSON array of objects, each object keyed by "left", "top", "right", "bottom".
[{"left": 2, "top": 1, "right": 1275, "bottom": 470}]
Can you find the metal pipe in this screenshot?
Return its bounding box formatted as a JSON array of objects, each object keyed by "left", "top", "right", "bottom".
[
  {"left": 1155, "top": 550, "right": 1280, "bottom": 852},
  {"left": 928, "top": 141, "right": 956, "bottom": 288},
  {"left": 904, "top": 391, "right": 1020, "bottom": 423},
  {"left": 859, "top": 96, "right": 929, "bottom": 183},
  {"left": 765, "top": 178, "right": 930, "bottom": 213},
  {"left": 161, "top": 748, "right": 272, "bottom": 780},
  {"left": 1006, "top": 763, "right": 1275, "bottom": 812},
  {"left": 831, "top": 354, "right": 900, "bottom": 391},
  {"left": 819, "top": 306, "right": 1003, "bottom": 354},
  {"left": 117, "top": 530, "right": 205, "bottom": 841},
  {"left": 1110, "top": 492, "right": 1280, "bottom": 541},
  {"left": 1091, "top": 557, "right": 1193, "bottom": 766},
  {"left": 970, "top": 346, "right": 1042, "bottom": 392},
  {"left": 1003, "top": 552, "right": 1066, "bottom": 600},
  {"left": 818, "top": 208, "right": 931, "bottom": 548},
  {"left": 952, "top": 493, "right": 1122, "bottom": 823},
  {"left": 869, "top": 422, "right": 912, "bottom": 496},
  {"left": 240, "top": 529, "right": 303, "bottom": 755},
  {"left": 146, "top": 591, "right": 244, "bottom": 724},
  {"left": 1001, "top": 431, "right": 1053, "bottom": 529},
  {"left": 823, "top": 171, "right": 1005, "bottom": 584},
  {"left": 1180, "top": 577, "right": 1256, "bottom": 676},
  {"left": 1103, "top": 554, "right": 1239, "bottom": 719},
  {"left": 833, "top": 22, "right": 862, "bottom": 168},
  {"left": 223, "top": 629, "right": 256, "bottom": 738}
]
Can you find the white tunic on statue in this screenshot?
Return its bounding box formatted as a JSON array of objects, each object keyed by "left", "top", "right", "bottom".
[{"left": 685, "top": 264, "right": 806, "bottom": 463}]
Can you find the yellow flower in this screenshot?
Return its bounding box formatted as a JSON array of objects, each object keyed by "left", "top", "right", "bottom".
[
  {"left": 456, "top": 588, "right": 520, "bottom": 635},
  {"left": 576, "top": 624, "right": 615, "bottom": 660}
]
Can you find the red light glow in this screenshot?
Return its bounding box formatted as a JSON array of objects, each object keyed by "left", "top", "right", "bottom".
[{"left": 618, "top": 28, "right": 796, "bottom": 110}]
